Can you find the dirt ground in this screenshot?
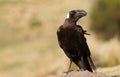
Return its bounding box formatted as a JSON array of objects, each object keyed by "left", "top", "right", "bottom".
[{"left": 58, "top": 71, "right": 120, "bottom": 77}]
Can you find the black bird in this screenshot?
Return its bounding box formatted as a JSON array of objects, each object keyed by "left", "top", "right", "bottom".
[{"left": 57, "top": 9, "right": 96, "bottom": 72}]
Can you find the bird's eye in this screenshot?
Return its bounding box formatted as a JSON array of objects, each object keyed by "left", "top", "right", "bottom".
[
  {"left": 69, "top": 11, "right": 76, "bottom": 18},
  {"left": 70, "top": 11, "right": 76, "bottom": 15}
]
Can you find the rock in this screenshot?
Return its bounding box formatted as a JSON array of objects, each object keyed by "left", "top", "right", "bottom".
[{"left": 58, "top": 71, "right": 120, "bottom": 77}]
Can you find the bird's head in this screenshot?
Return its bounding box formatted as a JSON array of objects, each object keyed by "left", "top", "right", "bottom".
[{"left": 66, "top": 9, "right": 87, "bottom": 22}]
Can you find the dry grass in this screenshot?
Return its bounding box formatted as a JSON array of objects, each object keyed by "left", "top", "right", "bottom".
[
  {"left": 97, "top": 65, "right": 120, "bottom": 76},
  {"left": 0, "top": 0, "right": 120, "bottom": 77}
]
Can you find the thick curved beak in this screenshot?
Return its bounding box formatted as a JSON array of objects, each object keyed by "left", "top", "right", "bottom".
[{"left": 76, "top": 9, "right": 87, "bottom": 17}]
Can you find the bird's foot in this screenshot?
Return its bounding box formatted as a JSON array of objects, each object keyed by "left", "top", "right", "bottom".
[
  {"left": 77, "top": 69, "right": 79, "bottom": 71},
  {"left": 64, "top": 69, "right": 73, "bottom": 74},
  {"left": 76, "top": 69, "right": 84, "bottom": 71}
]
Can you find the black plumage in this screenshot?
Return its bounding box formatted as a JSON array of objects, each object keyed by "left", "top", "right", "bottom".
[{"left": 57, "top": 9, "right": 95, "bottom": 72}]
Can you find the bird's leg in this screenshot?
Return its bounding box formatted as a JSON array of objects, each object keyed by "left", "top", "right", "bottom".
[
  {"left": 64, "top": 60, "right": 73, "bottom": 74},
  {"left": 68, "top": 60, "right": 72, "bottom": 72}
]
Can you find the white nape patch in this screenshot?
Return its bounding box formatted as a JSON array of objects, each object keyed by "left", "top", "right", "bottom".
[{"left": 66, "top": 13, "right": 70, "bottom": 18}]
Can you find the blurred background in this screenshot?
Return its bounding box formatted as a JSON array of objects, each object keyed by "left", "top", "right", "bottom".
[{"left": 0, "top": 0, "right": 120, "bottom": 77}]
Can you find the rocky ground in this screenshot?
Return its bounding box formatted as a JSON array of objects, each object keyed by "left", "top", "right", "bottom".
[{"left": 58, "top": 71, "right": 120, "bottom": 77}]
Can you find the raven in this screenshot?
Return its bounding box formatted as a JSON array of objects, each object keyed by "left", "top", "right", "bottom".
[{"left": 57, "top": 9, "right": 95, "bottom": 72}]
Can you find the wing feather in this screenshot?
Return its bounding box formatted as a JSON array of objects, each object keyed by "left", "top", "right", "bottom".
[
  {"left": 75, "top": 25, "right": 90, "bottom": 56},
  {"left": 57, "top": 25, "right": 64, "bottom": 49},
  {"left": 75, "top": 25, "right": 96, "bottom": 70}
]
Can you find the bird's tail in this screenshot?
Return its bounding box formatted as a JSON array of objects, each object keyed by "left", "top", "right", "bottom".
[
  {"left": 73, "top": 56, "right": 93, "bottom": 72},
  {"left": 73, "top": 56, "right": 96, "bottom": 72},
  {"left": 87, "top": 56, "right": 96, "bottom": 71}
]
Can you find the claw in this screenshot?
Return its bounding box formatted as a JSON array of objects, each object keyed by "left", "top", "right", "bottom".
[{"left": 64, "top": 70, "right": 73, "bottom": 74}]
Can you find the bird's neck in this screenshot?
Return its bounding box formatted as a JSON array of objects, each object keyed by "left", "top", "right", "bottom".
[{"left": 63, "top": 18, "right": 77, "bottom": 28}]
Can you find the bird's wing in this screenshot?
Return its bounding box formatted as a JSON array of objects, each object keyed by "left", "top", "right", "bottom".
[
  {"left": 75, "top": 25, "right": 90, "bottom": 56},
  {"left": 56, "top": 25, "right": 64, "bottom": 49},
  {"left": 75, "top": 25, "right": 96, "bottom": 70}
]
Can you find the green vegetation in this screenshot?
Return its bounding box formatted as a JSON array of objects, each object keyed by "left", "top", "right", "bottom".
[
  {"left": 90, "top": 0, "right": 120, "bottom": 40},
  {"left": 29, "top": 17, "right": 41, "bottom": 28}
]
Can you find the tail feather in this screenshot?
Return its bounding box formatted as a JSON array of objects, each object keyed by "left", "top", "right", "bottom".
[
  {"left": 73, "top": 56, "right": 96, "bottom": 72},
  {"left": 73, "top": 56, "right": 93, "bottom": 72},
  {"left": 88, "top": 56, "right": 96, "bottom": 71}
]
